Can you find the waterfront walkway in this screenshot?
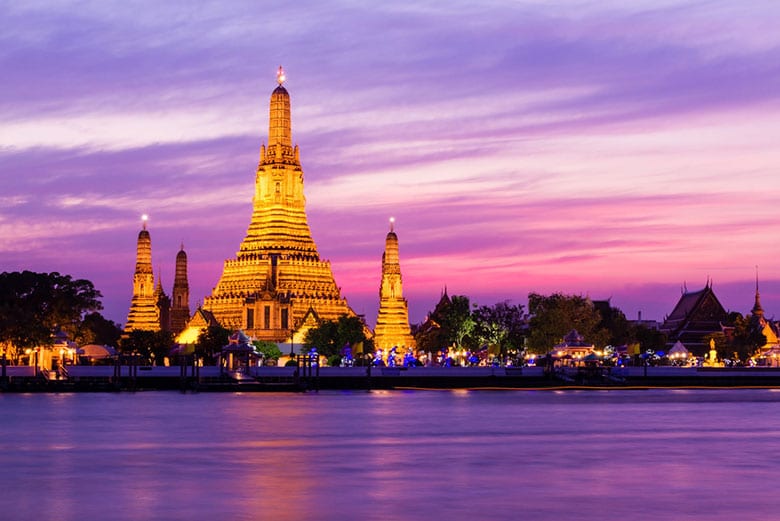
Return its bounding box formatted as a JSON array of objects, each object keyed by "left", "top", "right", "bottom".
[{"left": 5, "top": 363, "right": 780, "bottom": 392}]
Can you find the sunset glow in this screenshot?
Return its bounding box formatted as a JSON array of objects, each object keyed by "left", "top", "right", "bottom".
[{"left": 1, "top": 1, "right": 778, "bottom": 327}]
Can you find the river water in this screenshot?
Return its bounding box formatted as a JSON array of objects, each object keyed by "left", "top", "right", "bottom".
[{"left": 2, "top": 389, "right": 779, "bottom": 520}]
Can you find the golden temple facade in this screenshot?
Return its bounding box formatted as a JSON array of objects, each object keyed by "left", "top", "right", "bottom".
[
  {"left": 203, "top": 68, "right": 354, "bottom": 342},
  {"left": 373, "top": 219, "right": 415, "bottom": 351}
]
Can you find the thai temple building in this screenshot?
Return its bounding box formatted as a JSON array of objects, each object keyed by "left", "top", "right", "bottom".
[
  {"left": 659, "top": 281, "right": 729, "bottom": 355},
  {"left": 170, "top": 245, "right": 190, "bottom": 335},
  {"left": 175, "top": 307, "right": 221, "bottom": 345},
  {"left": 202, "top": 67, "right": 354, "bottom": 342},
  {"left": 125, "top": 216, "right": 166, "bottom": 332},
  {"left": 373, "top": 218, "right": 415, "bottom": 352},
  {"left": 124, "top": 217, "right": 190, "bottom": 334},
  {"left": 154, "top": 277, "right": 171, "bottom": 332},
  {"left": 750, "top": 276, "right": 780, "bottom": 358}
]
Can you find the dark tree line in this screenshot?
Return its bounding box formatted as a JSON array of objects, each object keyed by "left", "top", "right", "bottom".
[
  {"left": 304, "top": 314, "right": 373, "bottom": 358},
  {"left": 0, "top": 271, "right": 119, "bottom": 363},
  {"left": 414, "top": 295, "right": 525, "bottom": 356}
]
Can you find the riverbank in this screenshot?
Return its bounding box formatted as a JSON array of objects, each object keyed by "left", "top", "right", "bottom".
[{"left": 4, "top": 365, "right": 780, "bottom": 392}]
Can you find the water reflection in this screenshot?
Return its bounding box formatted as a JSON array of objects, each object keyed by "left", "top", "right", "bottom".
[{"left": 2, "top": 390, "right": 780, "bottom": 520}]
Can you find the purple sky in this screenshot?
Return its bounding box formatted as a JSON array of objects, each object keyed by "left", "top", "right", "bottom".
[{"left": 2, "top": 1, "right": 779, "bottom": 328}]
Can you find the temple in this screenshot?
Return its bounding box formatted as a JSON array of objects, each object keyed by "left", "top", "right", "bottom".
[
  {"left": 124, "top": 216, "right": 166, "bottom": 332},
  {"left": 202, "top": 67, "right": 354, "bottom": 342},
  {"left": 170, "top": 245, "right": 190, "bottom": 335},
  {"left": 750, "top": 274, "right": 780, "bottom": 355},
  {"left": 373, "top": 218, "right": 415, "bottom": 351},
  {"left": 659, "top": 281, "right": 729, "bottom": 355}
]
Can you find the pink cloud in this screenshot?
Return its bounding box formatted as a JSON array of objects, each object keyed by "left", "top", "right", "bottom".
[{"left": 2, "top": 1, "right": 779, "bottom": 329}]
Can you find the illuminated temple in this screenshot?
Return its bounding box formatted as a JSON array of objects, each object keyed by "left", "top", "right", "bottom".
[
  {"left": 373, "top": 219, "right": 415, "bottom": 351},
  {"left": 202, "top": 68, "right": 355, "bottom": 342},
  {"left": 125, "top": 217, "right": 166, "bottom": 332}
]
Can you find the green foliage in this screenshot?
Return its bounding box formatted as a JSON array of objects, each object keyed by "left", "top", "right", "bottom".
[
  {"left": 73, "top": 312, "right": 122, "bottom": 347},
  {"left": 0, "top": 271, "right": 103, "bottom": 362},
  {"left": 413, "top": 321, "right": 447, "bottom": 353},
  {"left": 196, "top": 326, "right": 231, "bottom": 364},
  {"left": 414, "top": 294, "right": 482, "bottom": 352},
  {"left": 304, "top": 314, "right": 369, "bottom": 358},
  {"left": 724, "top": 312, "right": 766, "bottom": 361},
  {"left": 596, "top": 304, "right": 631, "bottom": 346},
  {"left": 327, "top": 354, "right": 342, "bottom": 367},
  {"left": 443, "top": 296, "right": 475, "bottom": 349},
  {"left": 633, "top": 324, "right": 667, "bottom": 353},
  {"left": 526, "top": 292, "right": 607, "bottom": 354},
  {"left": 253, "top": 340, "right": 282, "bottom": 361},
  {"left": 120, "top": 329, "right": 174, "bottom": 365},
  {"left": 472, "top": 301, "right": 526, "bottom": 355}
]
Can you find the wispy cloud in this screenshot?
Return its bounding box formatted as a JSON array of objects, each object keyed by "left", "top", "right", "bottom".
[{"left": 2, "top": 0, "right": 779, "bottom": 326}]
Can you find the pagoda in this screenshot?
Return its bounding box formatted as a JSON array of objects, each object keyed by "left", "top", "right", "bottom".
[
  {"left": 125, "top": 216, "right": 165, "bottom": 332},
  {"left": 170, "top": 245, "right": 190, "bottom": 335},
  {"left": 373, "top": 218, "right": 415, "bottom": 352},
  {"left": 203, "top": 67, "right": 354, "bottom": 342}
]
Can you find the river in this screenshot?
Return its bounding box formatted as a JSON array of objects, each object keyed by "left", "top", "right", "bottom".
[{"left": 2, "top": 389, "right": 779, "bottom": 520}]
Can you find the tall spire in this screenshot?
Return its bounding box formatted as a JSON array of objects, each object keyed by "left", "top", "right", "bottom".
[
  {"left": 753, "top": 265, "right": 764, "bottom": 317},
  {"left": 269, "top": 66, "right": 292, "bottom": 150},
  {"left": 374, "top": 218, "right": 415, "bottom": 351},
  {"left": 203, "top": 70, "right": 354, "bottom": 341},
  {"left": 125, "top": 216, "right": 161, "bottom": 332},
  {"left": 171, "top": 244, "right": 191, "bottom": 335}
]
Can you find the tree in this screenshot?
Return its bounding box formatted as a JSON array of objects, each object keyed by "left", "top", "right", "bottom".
[
  {"left": 594, "top": 302, "right": 632, "bottom": 347},
  {"left": 0, "top": 271, "right": 103, "bottom": 363},
  {"left": 196, "top": 326, "right": 231, "bottom": 365},
  {"left": 73, "top": 312, "right": 122, "bottom": 347},
  {"left": 727, "top": 312, "right": 766, "bottom": 362},
  {"left": 253, "top": 340, "right": 282, "bottom": 363},
  {"left": 438, "top": 295, "right": 475, "bottom": 350},
  {"left": 632, "top": 324, "right": 667, "bottom": 353},
  {"left": 526, "top": 292, "right": 607, "bottom": 354},
  {"left": 304, "top": 314, "right": 370, "bottom": 358},
  {"left": 119, "top": 330, "right": 174, "bottom": 365},
  {"left": 472, "top": 301, "right": 526, "bottom": 355}
]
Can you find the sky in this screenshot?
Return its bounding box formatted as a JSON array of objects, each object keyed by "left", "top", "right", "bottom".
[{"left": 1, "top": 0, "right": 779, "bottom": 328}]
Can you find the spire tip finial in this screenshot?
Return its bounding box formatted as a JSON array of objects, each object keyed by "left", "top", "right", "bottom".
[
  {"left": 141, "top": 214, "right": 148, "bottom": 230},
  {"left": 389, "top": 216, "right": 395, "bottom": 232},
  {"left": 277, "top": 65, "right": 286, "bottom": 86}
]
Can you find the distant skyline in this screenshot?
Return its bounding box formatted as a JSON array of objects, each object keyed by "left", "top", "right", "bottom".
[{"left": 1, "top": 1, "right": 778, "bottom": 328}]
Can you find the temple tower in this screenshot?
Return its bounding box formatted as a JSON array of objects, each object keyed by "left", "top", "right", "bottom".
[
  {"left": 154, "top": 276, "right": 171, "bottom": 332},
  {"left": 373, "top": 218, "right": 415, "bottom": 351},
  {"left": 752, "top": 269, "right": 764, "bottom": 320},
  {"left": 170, "top": 245, "right": 191, "bottom": 334},
  {"left": 203, "top": 67, "right": 354, "bottom": 341},
  {"left": 125, "top": 216, "right": 161, "bottom": 332}
]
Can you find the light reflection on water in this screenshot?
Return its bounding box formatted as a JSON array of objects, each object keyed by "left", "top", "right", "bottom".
[{"left": 2, "top": 389, "right": 780, "bottom": 520}]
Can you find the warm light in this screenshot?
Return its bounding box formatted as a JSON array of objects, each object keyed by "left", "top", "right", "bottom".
[{"left": 277, "top": 66, "right": 286, "bottom": 85}]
